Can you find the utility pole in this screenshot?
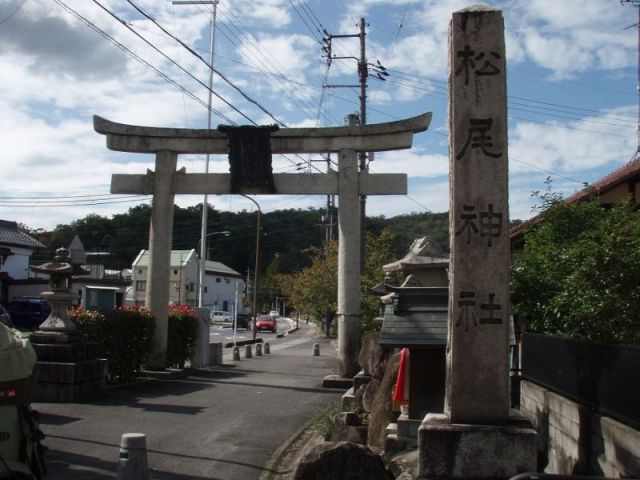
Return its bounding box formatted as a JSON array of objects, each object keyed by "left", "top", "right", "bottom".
[
  {"left": 322, "top": 18, "right": 387, "bottom": 273},
  {"left": 622, "top": 0, "right": 640, "bottom": 156},
  {"left": 173, "top": 0, "right": 220, "bottom": 307}
]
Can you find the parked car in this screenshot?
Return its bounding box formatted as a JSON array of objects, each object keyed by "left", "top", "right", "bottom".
[
  {"left": 210, "top": 310, "right": 232, "bottom": 323},
  {"left": 7, "top": 297, "right": 50, "bottom": 330},
  {"left": 0, "top": 304, "right": 13, "bottom": 327},
  {"left": 269, "top": 310, "right": 280, "bottom": 318},
  {"left": 256, "top": 314, "right": 277, "bottom": 333},
  {"left": 235, "top": 313, "right": 251, "bottom": 330}
]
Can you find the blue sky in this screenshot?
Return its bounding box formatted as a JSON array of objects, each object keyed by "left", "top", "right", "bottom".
[{"left": 0, "top": 0, "right": 637, "bottom": 230}]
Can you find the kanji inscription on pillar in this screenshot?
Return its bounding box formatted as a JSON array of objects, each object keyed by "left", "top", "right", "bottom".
[{"left": 446, "top": 6, "right": 510, "bottom": 424}]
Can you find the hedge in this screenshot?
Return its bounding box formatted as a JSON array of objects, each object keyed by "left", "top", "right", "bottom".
[{"left": 71, "top": 305, "right": 154, "bottom": 383}]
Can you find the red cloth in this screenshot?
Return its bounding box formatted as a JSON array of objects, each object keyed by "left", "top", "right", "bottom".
[{"left": 393, "top": 348, "right": 410, "bottom": 403}]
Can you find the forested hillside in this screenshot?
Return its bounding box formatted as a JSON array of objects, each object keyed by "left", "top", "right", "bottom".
[{"left": 28, "top": 205, "right": 450, "bottom": 276}]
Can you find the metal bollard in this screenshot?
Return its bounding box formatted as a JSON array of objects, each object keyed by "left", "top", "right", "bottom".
[
  {"left": 116, "top": 433, "right": 149, "bottom": 480},
  {"left": 232, "top": 346, "right": 241, "bottom": 361},
  {"left": 264, "top": 342, "right": 271, "bottom": 354},
  {"left": 313, "top": 343, "right": 320, "bottom": 356},
  {"left": 244, "top": 344, "right": 253, "bottom": 359},
  {"left": 256, "top": 343, "right": 263, "bottom": 356}
]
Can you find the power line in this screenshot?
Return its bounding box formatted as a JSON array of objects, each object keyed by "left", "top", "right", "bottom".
[
  {"left": 126, "top": 1, "right": 325, "bottom": 173},
  {"left": 125, "top": 0, "right": 285, "bottom": 127},
  {"left": 92, "top": 0, "right": 250, "bottom": 125},
  {"left": 216, "top": 6, "right": 324, "bottom": 120},
  {"left": 53, "top": 0, "right": 232, "bottom": 123},
  {"left": 0, "top": 0, "right": 26, "bottom": 26}
]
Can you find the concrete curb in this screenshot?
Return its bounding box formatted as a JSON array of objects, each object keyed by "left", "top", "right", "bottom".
[{"left": 224, "top": 338, "right": 263, "bottom": 348}]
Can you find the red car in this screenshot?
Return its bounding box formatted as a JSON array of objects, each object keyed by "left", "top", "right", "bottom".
[{"left": 255, "top": 314, "right": 277, "bottom": 333}]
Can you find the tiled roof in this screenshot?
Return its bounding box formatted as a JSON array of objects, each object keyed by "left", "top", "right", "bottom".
[
  {"left": 0, "top": 220, "right": 45, "bottom": 249},
  {"left": 510, "top": 156, "right": 640, "bottom": 240}
]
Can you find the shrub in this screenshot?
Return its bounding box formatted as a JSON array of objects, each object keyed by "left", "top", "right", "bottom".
[
  {"left": 308, "top": 403, "right": 341, "bottom": 441},
  {"left": 71, "top": 305, "right": 155, "bottom": 383},
  {"left": 512, "top": 198, "right": 640, "bottom": 345},
  {"left": 166, "top": 304, "right": 199, "bottom": 368}
]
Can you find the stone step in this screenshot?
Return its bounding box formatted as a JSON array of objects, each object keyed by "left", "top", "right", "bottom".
[
  {"left": 342, "top": 387, "right": 356, "bottom": 411},
  {"left": 397, "top": 413, "right": 421, "bottom": 438}
]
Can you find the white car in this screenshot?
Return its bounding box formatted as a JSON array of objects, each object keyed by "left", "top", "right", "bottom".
[
  {"left": 210, "top": 310, "right": 232, "bottom": 323},
  {"left": 269, "top": 310, "right": 280, "bottom": 318}
]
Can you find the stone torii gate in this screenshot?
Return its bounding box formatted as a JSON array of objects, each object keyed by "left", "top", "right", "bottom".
[{"left": 94, "top": 113, "right": 431, "bottom": 375}]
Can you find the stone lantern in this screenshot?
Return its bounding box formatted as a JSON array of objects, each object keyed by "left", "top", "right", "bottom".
[
  {"left": 31, "top": 247, "right": 89, "bottom": 332},
  {"left": 29, "top": 247, "right": 105, "bottom": 402}
]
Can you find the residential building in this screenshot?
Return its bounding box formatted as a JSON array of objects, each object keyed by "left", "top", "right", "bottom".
[
  {"left": 0, "top": 220, "right": 45, "bottom": 303},
  {"left": 510, "top": 156, "right": 640, "bottom": 249},
  {"left": 131, "top": 249, "right": 244, "bottom": 311},
  {"left": 202, "top": 259, "right": 245, "bottom": 313},
  {"left": 5, "top": 234, "right": 129, "bottom": 310}
]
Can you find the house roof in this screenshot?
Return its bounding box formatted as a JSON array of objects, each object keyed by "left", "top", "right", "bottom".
[
  {"left": 133, "top": 249, "right": 196, "bottom": 267},
  {"left": 510, "top": 155, "right": 640, "bottom": 240},
  {"left": 205, "top": 260, "right": 242, "bottom": 277},
  {"left": 132, "top": 251, "right": 241, "bottom": 277},
  {"left": 0, "top": 220, "right": 44, "bottom": 249}
]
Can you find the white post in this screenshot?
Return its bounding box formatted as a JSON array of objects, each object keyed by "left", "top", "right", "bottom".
[
  {"left": 337, "top": 148, "right": 361, "bottom": 378},
  {"left": 233, "top": 280, "right": 238, "bottom": 346}
]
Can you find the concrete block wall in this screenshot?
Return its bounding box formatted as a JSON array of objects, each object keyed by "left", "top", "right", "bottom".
[
  {"left": 597, "top": 416, "right": 640, "bottom": 477},
  {"left": 520, "top": 380, "right": 640, "bottom": 478}
]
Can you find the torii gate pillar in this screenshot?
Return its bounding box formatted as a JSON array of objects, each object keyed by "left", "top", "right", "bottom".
[
  {"left": 337, "top": 148, "right": 361, "bottom": 377},
  {"left": 146, "top": 151, "right": 177, "bottom": 368}
]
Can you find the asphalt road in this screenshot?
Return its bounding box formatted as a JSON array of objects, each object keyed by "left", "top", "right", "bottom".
[
  {"left": 210, "top": 317, "right": 298, "bottom": 348},
  {"left": 34, "top": 323, "right": 342, "bottom": 479}
]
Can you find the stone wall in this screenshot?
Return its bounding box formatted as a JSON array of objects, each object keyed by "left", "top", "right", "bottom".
[{"left": 520, "top": 380, "right": 640, "bottom": 477}]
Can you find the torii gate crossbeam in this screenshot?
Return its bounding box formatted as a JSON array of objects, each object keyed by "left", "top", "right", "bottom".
[{"left": 95, "top": 113, "right": 431, "bottom": 376}]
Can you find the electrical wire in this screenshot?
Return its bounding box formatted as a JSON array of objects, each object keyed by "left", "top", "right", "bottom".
[
  {"left": 91, "top": 0, "right": 251, "bottom": 125},
  {"left": 53, "top": 0, "right": 232, "bottom": 123},
  {"left": 125, "top": 0, "right": 285, "bottom": 127},
  {"left": 0, "top": 0, "right": 26, "bottom": 26}
]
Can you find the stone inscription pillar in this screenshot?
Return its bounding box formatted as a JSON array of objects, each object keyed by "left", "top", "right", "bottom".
[
  {"left": 419, "top": 8, "right": 536, "bottom": 479},
  {"left": 446, "top": 6, "right": 510, "bottom": 423},
  {"left": 146, "top": 150, "right": 177, "bottom": 369},
  {"left": 337, "top": 148, "right": 361, "bottom": 378}
]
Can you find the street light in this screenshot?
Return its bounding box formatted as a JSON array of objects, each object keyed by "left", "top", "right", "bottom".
[
  {"left": 172, "top": 0, "right": 220, "bottom": 309},
  {"left": 197, "top": 230, "right": 230, "bottom": 308},
  {"left": 241, "top": 194, "right": 261, "bottom": 339}
]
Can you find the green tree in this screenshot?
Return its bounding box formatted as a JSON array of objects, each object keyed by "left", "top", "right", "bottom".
[
  {"left": 281, "top": 229, "right": 397, "bottom": 335},
  {"left": 511, "top": 197, "right": 640, "bottom": 345}
]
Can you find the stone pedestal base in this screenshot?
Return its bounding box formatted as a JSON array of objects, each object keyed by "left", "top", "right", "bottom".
[
  {"left": 322, "top": 374, "right": 353, "bottom": 389},
  {"left": 418, "top": 413, "right": 537, "bottom": 479},
  {"left": 30, "top": 331, "right": 106, "bottom": 402}
]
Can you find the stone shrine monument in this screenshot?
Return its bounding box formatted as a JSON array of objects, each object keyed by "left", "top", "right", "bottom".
[
  {"left": 418, "top": 7, "right": 536, "bottom": 478},
  {"left": 29, "top": 248, "right": 106, "bottom": 402}
]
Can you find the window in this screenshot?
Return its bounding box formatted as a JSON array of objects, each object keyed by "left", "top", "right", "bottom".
[
  {"left": 137, "top": 269, "right": 143, "bottom": 275},
  {"left": 173, "top": 269, "right": 178, "bottom": 275},
  {"left": 216, "top": 278, "right": 221, "bottom": 283},
  {"left": 204, "top": 286, "right": 208, "bottom": 293},
  {"left": 225, "top": 278, "right": 230, "bottom": 284},
  {"left": 136, "top": 280, "right": 146, "bottom": 292}
]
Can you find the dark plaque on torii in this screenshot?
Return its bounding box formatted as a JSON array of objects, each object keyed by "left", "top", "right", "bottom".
[{"left": 218, "top": 124, "right": 279, "bottom": 194}]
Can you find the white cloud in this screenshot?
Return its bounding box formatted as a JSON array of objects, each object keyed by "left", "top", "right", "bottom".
[
  {"left": 509, "top": 109, "right": 636, "bottom": 174},
  {"left": 373, "top": 150, "right": 449, "bottom": 178}
]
